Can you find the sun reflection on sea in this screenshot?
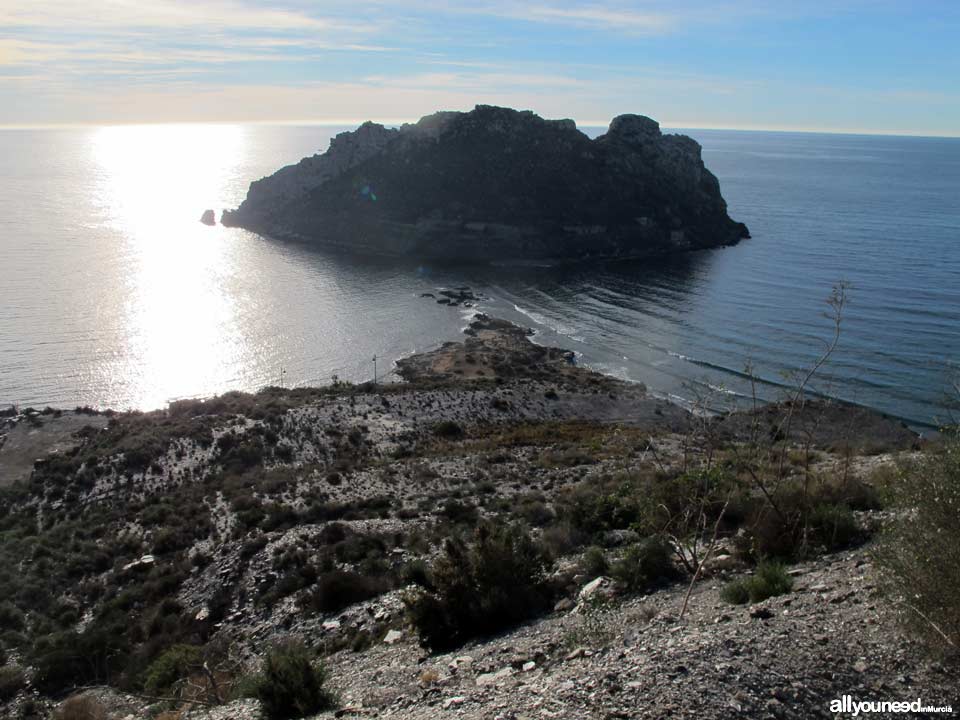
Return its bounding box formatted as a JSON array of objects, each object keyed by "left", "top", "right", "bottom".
[{"left": 90, "top": 124, "right": 247, "bottom": 409}]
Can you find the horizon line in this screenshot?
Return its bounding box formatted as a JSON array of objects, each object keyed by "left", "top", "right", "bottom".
[{"left": 1, "top": 118, "right": 958, "bottom": 140}]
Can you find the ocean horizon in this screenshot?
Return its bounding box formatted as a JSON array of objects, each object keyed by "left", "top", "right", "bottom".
[{"left": 1, "top": 122, "right": 958, "bottom": 429}]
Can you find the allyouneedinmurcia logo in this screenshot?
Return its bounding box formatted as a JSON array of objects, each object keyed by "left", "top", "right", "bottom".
[{"left": 830, "top": 696, "right": 954, "bottom": 716}]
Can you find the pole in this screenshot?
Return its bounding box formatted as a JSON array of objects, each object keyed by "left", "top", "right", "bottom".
[{"left": 372, "top": 354, "right": 377, "bottom": 387}]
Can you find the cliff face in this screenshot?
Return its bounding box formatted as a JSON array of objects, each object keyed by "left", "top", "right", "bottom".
[{"left": 222, "top": 105, "right": 749, "bottom": 263}]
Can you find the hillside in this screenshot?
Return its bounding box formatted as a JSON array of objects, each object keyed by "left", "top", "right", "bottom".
[{"left": 0, "top": 317, "right": 954, "bottom": 720}]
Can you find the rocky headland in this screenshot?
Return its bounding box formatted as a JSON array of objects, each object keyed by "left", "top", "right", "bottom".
[
  {"left": 0, "top": 318, "right": 954, "bottom": 720},
  {"left": 222, "top": 106, "right": 749, "bottom": 264}
]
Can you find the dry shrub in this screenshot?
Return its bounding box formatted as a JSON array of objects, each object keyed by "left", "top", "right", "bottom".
[
  {"left": 54, "top": 694, "right": 109, "bottom": 720},
  {"left": 418, "top": 668, "right": 440, "bottom": 686},
  {"left": 876, "top": 432, "right": 960, "bottom": 655}
]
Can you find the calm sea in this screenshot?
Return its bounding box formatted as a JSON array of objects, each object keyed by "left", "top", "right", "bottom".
[{"left": 1, "top": 123, "right": 958, "bottom": 428}]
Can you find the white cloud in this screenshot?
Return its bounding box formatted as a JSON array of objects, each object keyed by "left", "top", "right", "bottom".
[
  {"left": 0, "top": 0, "right": 345, "bottom": 31},
  {"left": 0, "top": 37, "right": 391, "bottom": 69},
  {"left": 495, "top": 4, "right": 674, "bottom": 33}
]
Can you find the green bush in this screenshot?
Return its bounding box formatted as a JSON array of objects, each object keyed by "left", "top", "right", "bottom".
[
  {"left": 736, "top": 483, "right": 868, "bottom": 562},
  {"left": 609, "top": 536, "right": 678, "bottom": 592},
  {"left": 0, "top": 602, "right": 25, "bottom": 631},
  {"left": 433, "top": 421, "right": 463, "bottom": 439},
  {"left": 0, "top": 665, "right": 26, "bottom": 700},
  {"left": 808, "top": 502, "right": 860, "bottom": 549},
  {"left": 405, "top": 523, "right": 554, "bottom": 651},
  {"left": 876, "top": 432, "right": 960, "bottom": 653},
  {"left": 580, "top": 546, "right": 609, "bottom": 578},
  {"left": 142, "top": 643, "right": 203, "bottom": 694},
  {"left": 247, "top": 641, "right": 335, "bottom": 720},
  {"left": 302, "top": 571, "right": 389, "bottom": 614},
  {"left": 31, "top": 627, "right": 132, "bottom": 695},
  {"left": 721, "top": 561, "right": 793, "bottom": 605}
]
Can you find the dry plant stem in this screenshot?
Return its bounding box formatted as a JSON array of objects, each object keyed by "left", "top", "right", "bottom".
[
  {"left": 201, "top": 662, "right": 223, "bottom": 705},
  {"left": 774, "top": 282, "right": 847, "bottom": 488},
  {"left": 897, "top": 600, "right": 958, "bottom": 650},
  {"left": 679, "top": 495, "right": 731, "bottom": 622},
  {"left": 73, "top": 685, "right": 218, "bottom": 707},
  {"left": 645, "top": 438, "right": 667, "bottom": 475}
]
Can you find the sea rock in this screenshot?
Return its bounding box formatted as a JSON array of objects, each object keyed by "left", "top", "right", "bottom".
[
  {"left": 223, "top": 105, "right": 749, "bottom": 263},
  {"left": 200, "top": 209, "right": 216, "bottom": 225}
]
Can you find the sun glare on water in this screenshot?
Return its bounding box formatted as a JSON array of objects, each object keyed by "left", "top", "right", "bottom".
[{"left": 90, "top": 124, "right": 248, "bottom": 409}]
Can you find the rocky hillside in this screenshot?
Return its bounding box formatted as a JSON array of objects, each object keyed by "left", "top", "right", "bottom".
[
  {"left": 222, "top": 106, "right": 749, "bottom": 263},
  {"left": 1, "top": 318, "right": 952, "bottom": 720}
]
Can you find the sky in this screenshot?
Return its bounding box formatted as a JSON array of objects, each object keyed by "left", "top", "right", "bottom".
[{"left": 1, "top": 1, "right": 959, "bottom": 135}]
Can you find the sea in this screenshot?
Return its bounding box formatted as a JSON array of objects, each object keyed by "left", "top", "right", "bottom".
[{"left": 1, "top": 123, "right": 958, "bottom": 429}]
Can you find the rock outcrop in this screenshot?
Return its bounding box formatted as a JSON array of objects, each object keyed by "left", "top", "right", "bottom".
[{"left": 223, "top": 105, "right": 749, "bottom": 263}]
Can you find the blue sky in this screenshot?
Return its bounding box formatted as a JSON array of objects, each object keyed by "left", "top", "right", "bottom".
[{"left": 2, "top": 1, "right": 958, "bottom": 134}]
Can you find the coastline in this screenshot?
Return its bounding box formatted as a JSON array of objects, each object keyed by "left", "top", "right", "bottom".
[
  {"left": 0, "top": 312, "right": 943, "bottom": 720},
  {"left": 1, "top": 314, "right": 920, "bottom": 489}
]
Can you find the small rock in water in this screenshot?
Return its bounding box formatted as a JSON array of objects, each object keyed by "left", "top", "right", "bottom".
[{"left": 200, "top": 209, "right": 216, "bottom": 225}]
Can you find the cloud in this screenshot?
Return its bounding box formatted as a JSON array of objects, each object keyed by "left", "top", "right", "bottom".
[
  {"left": 492, "top": 4, "right": 675, "bottom": 33},
  {"left": 0, "top": 37, "right": 391, "bottom": 69},
  {"left": 0, "top": 0, "right": 348, "bottom": 32},
  {"left": 0, "top": 1, "right": 393, "bottom": 73},
  {"left": 361, "top": 71, "right": 586, "bottom": 91}
]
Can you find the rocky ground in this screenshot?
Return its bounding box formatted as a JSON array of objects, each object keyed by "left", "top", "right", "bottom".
[
  {"left": 64, "top": 545, "right": 960, "bottom": 720},
  {"left": 0, "top": 317, "right": 948, "bottom": 720},
  {"left": 309, "top": 547, "right": 957, "bottom": 720},
  {"left": 0, "top": 408, "right": 109, "bottom": 487}
]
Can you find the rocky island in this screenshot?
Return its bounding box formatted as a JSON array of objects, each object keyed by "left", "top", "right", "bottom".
[{"left": 222, "top": 106, "right": 749, "bottom": 263}]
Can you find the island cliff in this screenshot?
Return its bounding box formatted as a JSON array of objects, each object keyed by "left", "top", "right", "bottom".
[{"left": 222, "top": 105, "right": 749, "bottom": 263}]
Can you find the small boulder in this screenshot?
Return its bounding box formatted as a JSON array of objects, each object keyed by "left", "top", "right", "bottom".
[
  {"left": 475, "top": 667, "right": 514, "bottom": 687},
  {"left": 578, "top": 576, "right": 616, "bottom": 604},
  {"left": 200, "top": 209, "right": 216, "bottom": 225},
  {"left": 448, "top": 655, "right": 474, "bottom": 673}
]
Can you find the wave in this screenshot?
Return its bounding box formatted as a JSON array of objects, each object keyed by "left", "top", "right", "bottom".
[{"left": 511, "top": 303, "right": 586, "bottom": 343}]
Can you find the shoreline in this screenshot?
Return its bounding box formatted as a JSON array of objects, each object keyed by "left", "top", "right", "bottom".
[
  {"left": 1, "top": 314, "right": 921, "bottom": 488},
  {"left": 0, "top": 313, "right": 943, "bottom": 720}
]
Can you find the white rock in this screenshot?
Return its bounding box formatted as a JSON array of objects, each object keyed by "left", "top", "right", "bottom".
[
  {"left": 443, "top": 696, "right": 466, "bottom": 710},
  {"left": 449, "top": 655, "right": 474, "bottom": 672},
  {"left": 384, "top": 629, "right": 403, "bottom": 645},
  {"left": 578, "top": 576, "right": 615, "bottom": 604},
  {"left": 476, "top": 667, "right": 514, "bottom": 687}
]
